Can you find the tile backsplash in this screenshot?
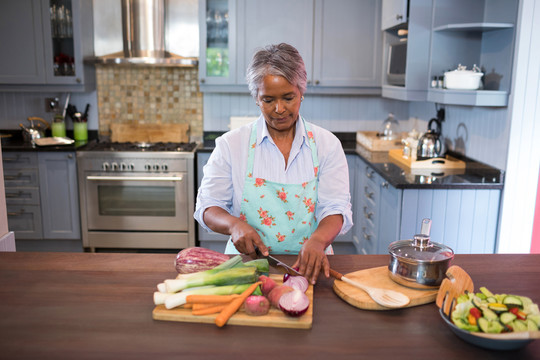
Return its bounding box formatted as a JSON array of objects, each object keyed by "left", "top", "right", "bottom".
[{"left": 96, "top": 65, "right": 203, "bottom": 139}]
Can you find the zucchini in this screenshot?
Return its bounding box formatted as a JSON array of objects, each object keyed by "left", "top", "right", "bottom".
[
  {"left": 512, "top": 320, "right": 528, "bottom": 332},
  {"left": 486, "top": 296, "right": 497, "bottom": 304},
  {"left": 487, "top": 303, "right": 508, "bottom": 314},
  {"left": 503, "top": 295, "right": 523, "bottom": 309},
  {"left": 528, "top": 314, "right": 540, "bottom": 327},
  {"left": 500, "top": 312, "right": 517, "bottom": 325},
  {"left": 480, "top": 286, "right": 495, "bottom": 298},
  {"left": 478, "top": 317, "right": 490, "bottom": 333},
  {"left": 476, "top": 292, "right": 487, "bottom": 300},
  {"left": 472, "top": 296, "right": 484, "bottom": 309},
  {"left": 527, "top": 319, "right": 539, "bottom": 331},
  {"left": 482, "top": 308, "right": 499, "bottom": 321}
]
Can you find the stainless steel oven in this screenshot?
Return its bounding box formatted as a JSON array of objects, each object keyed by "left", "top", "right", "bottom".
[{"left": 77, "top": 142, "right": 196, "bottom": 251}]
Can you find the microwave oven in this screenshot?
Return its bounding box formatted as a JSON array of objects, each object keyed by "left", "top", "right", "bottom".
[{"left": 387, "top": 41, "right": 407, "bottom": 86}]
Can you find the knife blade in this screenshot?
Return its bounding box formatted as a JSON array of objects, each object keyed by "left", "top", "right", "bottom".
[{"left": 254, "top": 247, "right": 302, "bottom": 276}]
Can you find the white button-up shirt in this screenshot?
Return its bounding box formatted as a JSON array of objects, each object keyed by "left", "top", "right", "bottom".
[{"left": 194, "top": 115, "right": 353, "bottom": 236}]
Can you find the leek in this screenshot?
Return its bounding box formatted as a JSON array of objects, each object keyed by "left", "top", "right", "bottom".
[
  {"left": 165, "top": 266, "right": 259, "bottom": 293},
  {"left": 175, "top": 255, "right": 244, "bottom": 280},
  {"left": 164, "top": 283, "right": 262, "bottom": 309}
]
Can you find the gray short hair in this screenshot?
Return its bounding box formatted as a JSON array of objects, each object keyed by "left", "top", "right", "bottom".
[{"left": 246, "top": 43, "right": 307, "bottom": 99}]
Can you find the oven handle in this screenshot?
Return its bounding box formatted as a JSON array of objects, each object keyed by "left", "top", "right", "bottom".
[{"left": 86, "top": 175, "right": 183, "bottom": 182}]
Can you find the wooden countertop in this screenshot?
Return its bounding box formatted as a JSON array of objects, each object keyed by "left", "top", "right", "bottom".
[{"left": 0, "top": 253, "right": 538, "bottom": 359}]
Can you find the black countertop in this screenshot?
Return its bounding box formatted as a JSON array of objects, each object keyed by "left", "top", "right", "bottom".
[
  {"left": 1, "top": 129, "right": 98, "bottom": 152},
  {"left": 199, "top": 131, "right": 504, "bottom": 190}
]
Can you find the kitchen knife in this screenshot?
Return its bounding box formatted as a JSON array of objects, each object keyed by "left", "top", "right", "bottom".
[{"left": 254, "top": 247, "right": 302, "bottom": 276}]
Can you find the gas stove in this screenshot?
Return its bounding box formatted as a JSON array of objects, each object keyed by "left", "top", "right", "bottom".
[{"left": 79, "top": 139, "right": 198, "bottom": 153}]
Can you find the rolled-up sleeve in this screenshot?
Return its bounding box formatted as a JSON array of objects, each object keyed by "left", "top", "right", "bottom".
[
  {"left": 194, "top": 138, "right": 234, "bottom": 232},
  {"left": 315, "top": 133, "right": 353, "bottom": 235}
]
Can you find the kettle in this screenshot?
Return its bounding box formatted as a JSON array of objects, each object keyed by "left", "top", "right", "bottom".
[
  {"left": 417, "top": 118, "right": 443, "bottom": 160},
  {"left": 20, "top": 117, "right": 50, "bottom": 143}
]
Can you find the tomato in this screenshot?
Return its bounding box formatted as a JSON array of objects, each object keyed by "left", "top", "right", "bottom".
[{"left": 469, "top": 307, "right": 482, "bottom": 319}]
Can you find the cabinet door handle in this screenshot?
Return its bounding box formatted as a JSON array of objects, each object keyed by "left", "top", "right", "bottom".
[
  {"left": 3, "top": 173, "right": 22, "bottom": 180},
  {"left": 68, "top": 154, "right": 73, "bottom": 159},
  {"left": 365, "top": 167, "right": 373, "bottom": 179},
  {"left": 200, "top": 78, "right": 205, "bottom": 83},
  {"left": 381, "top": 181, "right": 389, "bottom": 189},
  {"left": 363, "top": 206, "right": 373, "bottom": 220},
  {"left": 396, "top": 14, "right": 403, "bottom": 20},
  {"left": 5, "top": 191, "right": 24, "bottom": 198},
  {"left": 364, "top": 186, "right": 373, "bottom": 199},
  {"left": 7, "top": 209, "right": 25, "bottom": 216},
  {"left": 362, "top": 227, "right": 371, "bottom": 241}
]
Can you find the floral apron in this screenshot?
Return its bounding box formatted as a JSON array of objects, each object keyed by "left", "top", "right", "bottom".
[{"left": 225, "top": 118, "right": 332, "bottom": 255}]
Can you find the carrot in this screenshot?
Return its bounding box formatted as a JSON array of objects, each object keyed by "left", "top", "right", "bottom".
[
  {"left": 192, "top": 304, "right": 228, "bottom": 316},
  {"left": 182, "top": 303, "right": 193, "bottom": 309},
  {"left": 192, "top": 302, "right": 231, "bottom": 311},
  {"left": 215, "top": 281, "right": 262, "bottom": 327},
  {"left": 185, "top": 294, "right": 240, "bottom": 304}
]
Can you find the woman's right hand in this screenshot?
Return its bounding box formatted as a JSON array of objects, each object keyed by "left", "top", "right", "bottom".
[
  {"left": 230, "top": 219, "right": 269, "bottom": 258},
  {"left": 203, "top": 206, "right": 269, "bottom": 257}
]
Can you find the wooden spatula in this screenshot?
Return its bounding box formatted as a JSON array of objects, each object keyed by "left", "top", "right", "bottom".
[{"left": 436, "top": 265, "right": 474, "bottom": 316}]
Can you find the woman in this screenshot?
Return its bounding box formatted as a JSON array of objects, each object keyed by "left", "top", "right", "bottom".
[{"left": 194, "top": 43, "right": 352, "bottom": 284}]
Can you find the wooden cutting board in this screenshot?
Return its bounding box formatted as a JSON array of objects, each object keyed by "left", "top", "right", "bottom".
[
  {"left": 152, "top": 274, "right": 313, "bottom": 329},
  {"left": 333, "top": 266, "right": 438, "bottom": 310},
  {"left": 356, "top": 131, "right": 406, "bottom": 151},
  {"left": 110, "top": 123, "right": 189, "bottom": 143},
  {"left": 388, "top": 149, "right": 466, "bottom": 170}
]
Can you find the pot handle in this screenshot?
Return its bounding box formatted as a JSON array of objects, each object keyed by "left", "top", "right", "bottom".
[{"left": 27, "top": 117, "right": 50, "bottom": 129}]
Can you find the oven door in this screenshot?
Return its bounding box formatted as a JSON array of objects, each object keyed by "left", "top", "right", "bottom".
[{"left": 84, "top": 172, "right": 188, "bottom": 231}]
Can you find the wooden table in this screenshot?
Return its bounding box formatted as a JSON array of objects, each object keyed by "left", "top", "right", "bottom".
[{"left": 0, "top": 253, "right": 539, "bottom": 359}]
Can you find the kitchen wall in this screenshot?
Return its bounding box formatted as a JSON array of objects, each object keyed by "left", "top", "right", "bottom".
[
  {"left": 204, "top": 93, "right": 509, "bottom": 170},
  {"left": 95, "top": 65, "right": 202, "bottom": 138}
]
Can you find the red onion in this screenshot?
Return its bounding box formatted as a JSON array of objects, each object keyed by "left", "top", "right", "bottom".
[
  {"left": 175, "top": 247, "right": 229, "bottom": 274},
  {"left": 282, "top": 267, "right": 300, "bottom": 283},
  {"left": 283, "top": 275, "right": 309, "bottom": 293},
  {"left": 279, "top": 289, "right": 310, "bottom": 317}
]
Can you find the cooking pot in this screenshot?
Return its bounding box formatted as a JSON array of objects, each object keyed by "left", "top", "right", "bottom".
[
  {"left": 444, "top": 64, "right": 484, "bottom": 90},
  {"left": 387, "top": 219, "right": 454, "bottom": 289},
  {"left": 417, "top": 118, "right": 443, "bottom": 160}
]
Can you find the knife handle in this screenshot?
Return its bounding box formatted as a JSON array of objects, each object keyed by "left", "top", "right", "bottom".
[{"left": 329, "top": 268, "right": 344, "bottom": 280}]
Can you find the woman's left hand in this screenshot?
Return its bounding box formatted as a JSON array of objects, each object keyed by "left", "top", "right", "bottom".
[{"left": 292, "top": 235, "right": 329, "bottom": 285}]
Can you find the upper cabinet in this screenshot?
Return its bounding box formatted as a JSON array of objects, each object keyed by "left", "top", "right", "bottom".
[
  {"left": 0, "top": 0, "right": 95, "bottom": 92},
  {"left": 381, "top": 0, "right": 408, "bottom": 30},
  {"left": 381, "top": 0, "right": 518, "bottom": 107},
  {"left": 199, "top": 0, "right": 382, "bottom": 94},
  {"left": 427, "top": 0, "right": 518, "bottom": 107}
]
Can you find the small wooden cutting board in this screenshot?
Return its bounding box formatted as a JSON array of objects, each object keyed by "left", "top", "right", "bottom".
[
  {"left": 152, "top": 274, "right": 313, "bottom": 329},
  {"left": 333, "top": 266, "right": 438, "bottom": 310}
]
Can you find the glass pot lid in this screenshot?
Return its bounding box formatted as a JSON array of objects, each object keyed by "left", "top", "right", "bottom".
[
  {"left": 378, "top": 113, "right": 401, "bottom": 140},
  {"left": 388, "top": 234, "right": 454, "bottom": 262}
]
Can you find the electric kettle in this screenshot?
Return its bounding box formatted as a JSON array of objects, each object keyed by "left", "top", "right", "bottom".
[{"left": 417, "top": 118, "right": 443, "bottom": 160}]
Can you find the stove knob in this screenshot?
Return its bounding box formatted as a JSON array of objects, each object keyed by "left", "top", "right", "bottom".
[
  {"left": 120, "top": 163, "right": 127, "bottom": 171},
  {"left": 111, "top": 162, "right": 119, "bottom": 171},
  {"left": 144, "top": 164, "right": 152, "bottom": 171},
  {"left": 153, "top": 164, "right": 160, "bottom": 171},
  {"left": 161, "top": 164, "right": 168, "bottom": 171},
  {"left": 102, "top": 162, "right": 110, "bottom": 171},
  {"left": 129, "top": 163, "right": 135, "bottom": 171}
]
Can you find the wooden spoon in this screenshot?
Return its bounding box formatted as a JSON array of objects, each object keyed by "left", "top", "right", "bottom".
[{"left": 330, "top": 268, "right": 410, "bottom": 308}]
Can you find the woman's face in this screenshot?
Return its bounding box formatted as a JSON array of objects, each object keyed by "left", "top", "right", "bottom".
[{"left": 256, "top": 75, "right": 302, "bottom": 134}]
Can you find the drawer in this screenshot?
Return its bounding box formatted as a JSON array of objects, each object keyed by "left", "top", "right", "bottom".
[
  {"left": 3, "top": 168, "right": 39, "bottom": 187},
  {"left": 6, "top": 205, "right": 43, "bottom": 239},
  {"left": 4, "top": 187, "right": 40, "bottom": 205},
  {"left": 2, "top": 152, "right": 38, "bottom": 169}
]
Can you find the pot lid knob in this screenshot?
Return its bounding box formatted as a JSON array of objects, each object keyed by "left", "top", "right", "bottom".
[{"left": 412, "top": 234, "right": 431, "bottom": 249}]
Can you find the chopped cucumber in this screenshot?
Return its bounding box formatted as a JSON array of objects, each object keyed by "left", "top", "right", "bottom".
[
  {"left": 512, "top": 320, "right": 528, "bottom": 332},
  {"left": 480, "top": 286, "right": 495, "bottom": 298},
  {"left": 503, "top": 295, "right": 523, "bottom": 309},
  {"left": 528, "top": 314, "right": 540, "bottom": 327},
  {"left": 486, "top": 296, "right": 497, "bottom": 304},
  {"left": 482, "top": 308, "right": 498, "bottom": 321},
  {"left": 478, "top": 317, "right": 490, "bottom": 333},
  {"left": 487, "top": 303, "right": 508, "bottom": 313},
  {"left": 500, "top": 312, "right": 517, "bottom": 324},
  {"left": 527, "top": 319, "right": 539, "bottom": 331}
]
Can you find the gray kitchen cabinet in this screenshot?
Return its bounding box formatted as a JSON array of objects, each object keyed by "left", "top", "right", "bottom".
[
  {"left": 196, "top": 151, "right": 229, "bottom": 251},
  {"left": 2, "top": 152, "right": 43, "bottom": 239},
  {"left": 200, "top": 0, "right": 382, "bottom": 94},
  {"left": 38, "top": 152, "right": 80, "bottom": 240},
  {"left": 381, "top": 0, "right": 408, "bottom": 30},
  {"left": 426, "top": 0, "right": 518, "bottom": 107},
  {"left": 351, "top": 158, "right": 501, "bottom": 255},
  {"left": 381, "top": 0, "right": 433, "bottom": 101},
  {"left": 381, "top": 0, "right": 518, "bottom": 107},
  {"left": 0, "top": 0, "right": 95, "bottom": 92},
  {"left": 333, "top": 155, "right": 356, "bottom": 247}
]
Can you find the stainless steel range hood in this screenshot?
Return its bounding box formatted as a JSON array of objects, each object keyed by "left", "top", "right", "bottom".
[{"left": 93, "top": 0, "right": 198, "bottom": 67}]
